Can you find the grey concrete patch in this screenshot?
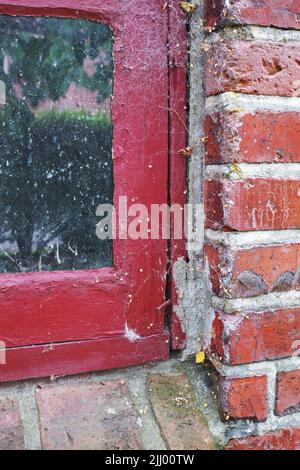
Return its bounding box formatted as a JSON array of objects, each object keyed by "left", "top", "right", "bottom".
[{"left": 173, "top": 256, "right": 215, "bottom": 358}]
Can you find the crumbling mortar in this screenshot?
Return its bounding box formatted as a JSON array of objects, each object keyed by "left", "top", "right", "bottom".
[
  {"left": 206, "top": 92, "right": 300, "bottom": 114},
  {"left": 172, "top": 1, "right": 213, "bottom": 358},
  {"left": 212, "top": 290, "right": 300, "bottom": 314},
  {"left": 173, "top": 256, "right": 214, "bottom": 359},
  {"left": 213, "top": 355, "right": 300, "bottom": 378},
  {"left": 206, "top": 25, "right": 300, "bottom": 44},
  {"left": 206, "top": 163, "right": 300, "bottom": 181},
  {"left": 205, "top": 228, "right": 300, "bottom": 247}
]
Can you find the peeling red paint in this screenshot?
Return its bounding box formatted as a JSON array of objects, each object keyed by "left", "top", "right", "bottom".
[{"left": 168, "top": 2, "right": 187, "bottom": 350}]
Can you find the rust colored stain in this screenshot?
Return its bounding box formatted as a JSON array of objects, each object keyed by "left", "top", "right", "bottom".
[{"left": 205, "top": 41, "right": 300, "bottom": 97}]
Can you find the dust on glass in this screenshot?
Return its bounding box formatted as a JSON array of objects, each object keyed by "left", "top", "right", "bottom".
[{"left": 0, "top": 16, "right": 114, "bottom": 273}]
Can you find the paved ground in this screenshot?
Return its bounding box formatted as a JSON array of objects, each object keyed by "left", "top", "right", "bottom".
[{"left": 0, "top": 357, "right": 225, "bottom": 450}]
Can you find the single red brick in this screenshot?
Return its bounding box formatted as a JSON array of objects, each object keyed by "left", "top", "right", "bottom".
[
  {"left": 210, "top": 313, "right": 225, "bottom": 362},
  {"left": 276, "top": 370, "right": 300, "bottom": 416},
  {"left": 205, "top": 41, "right": 300, "bottom": 97},
  {"left": 204, "top": 244, "right": 222, "bottom": 295},
  {"left": 149, "top": 374, "right": 215, "bottom": 450},
  {"left": 36, "top": 380, "right": 143, "bottom": 450},
  {"left": 204, "top": 0, "right": 228, "bottom": 31},
  {"left": 205, "top": 112, "right": 300, "bottom": 164},
  {"left": 226, "top": 428, "right": 300, "bottom": 450},
  {"left": 215, "top": 308, "right": 300, "bottom": 365},
  {"left": 219, "top": 376, "right": 268, "bottom": 422},
  {"left": 206, "top": 243, "right": 300, "bottom": 298},
  {"left": 0, "top": 395, "right": 24, "bottom": 450},
  {"left": 205, "top": 179, "right": 300, "bottom": 231},
  {"left": 205, "top": 0, "right": 300, "bottom": 31},
  {"left": 204, "top": 179, "right": 224, "bottom": 230},
  {"left": 232, "top": 245, "right": 300, "bottom": 295}
]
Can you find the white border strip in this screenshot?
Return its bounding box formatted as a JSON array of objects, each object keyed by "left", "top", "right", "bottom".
[{"left": 206, "top": 93, "right": 300, "bottom": 114}]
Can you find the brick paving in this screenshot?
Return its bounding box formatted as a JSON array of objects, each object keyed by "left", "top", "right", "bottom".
[
  {"left": 0, "top": 360, "right": 218, "bottom": 450},
  {"left": 0, "top": 395, "right": 24, "bottom": 450},
  {"left": 149, "top": 373, "right": 214, "bottom": 450}
]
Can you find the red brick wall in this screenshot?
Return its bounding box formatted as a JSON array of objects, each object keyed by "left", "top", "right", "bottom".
[{"left": 204, "top": 0, "right": 300, "bottom": 450}]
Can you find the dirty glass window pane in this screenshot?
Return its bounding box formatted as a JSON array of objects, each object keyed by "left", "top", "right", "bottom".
[{"left": 0, "top": 16, "right": 114, "bottom": 273}]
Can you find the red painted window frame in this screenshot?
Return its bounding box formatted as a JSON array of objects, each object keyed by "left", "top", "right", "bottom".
[
  {"left": 168, "top": 4, "right": 187, "bottom": 350},
  {"left": 0, "top": 0, "right": 187, "bottom": 382}
]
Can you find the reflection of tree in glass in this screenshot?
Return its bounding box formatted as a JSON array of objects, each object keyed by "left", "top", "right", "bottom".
[{"left": 0, "top": 16, "right": 114, "bottom": 272}]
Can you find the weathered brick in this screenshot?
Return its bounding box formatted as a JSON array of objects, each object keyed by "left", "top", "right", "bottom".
[
  {"left": 149, "top": 373, "right": 214, "bottom": 450},
  {"left": 206, "top": 243, "right": 300, "bottom": 298},
  {"left": 205, "top": 41, "right": 300, "bottom": 97},
  {"left": 36, "top": 380, "right": 143, "bottom": 450},
  {"left": 219, "top": 376, "right": 268, "bottom": 422},
  {"left": 205, "top": 0, "right": 300, "bottom": 31},
  {"left": 204, "top": 0, "right": 228, "bottom": 31},
  {"left": 210, "top": 313, "right": 225, "bottom": 362},
  {"left": 212, "top": 308, "right": 300, "bottom": 365},
  {"left": 204, "top": 244, "right": 222, "bottom": 295},
  {"left": 226, "top": 428, "right": 300, "bottom": 450},
  {"left": 205, "top": 179, "right": 300, "bottom": 231},
  {"left": 276, "top": 370, "right": 300, "bottom": 416},
  {"left": 205, "top": 112, "right": 300, "bottom": 164},
  {"left": 0, "top": 395, "right": 24, "bottom": 450}
]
